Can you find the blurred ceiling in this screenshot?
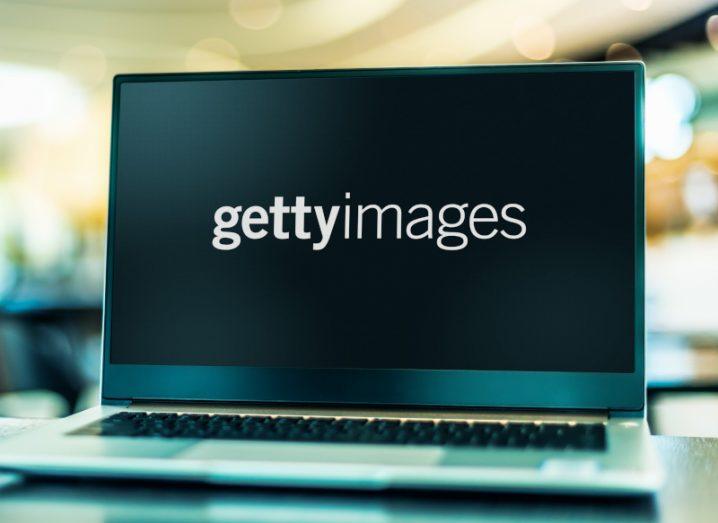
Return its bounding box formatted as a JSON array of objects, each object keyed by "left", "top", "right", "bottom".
[{"left": 0, "top": 0, "right": 716, "bottom": 73}]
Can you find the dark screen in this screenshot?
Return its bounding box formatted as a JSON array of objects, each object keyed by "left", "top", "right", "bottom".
[{"left": 110, "top": 69, "right": 635, "bottom": 373}]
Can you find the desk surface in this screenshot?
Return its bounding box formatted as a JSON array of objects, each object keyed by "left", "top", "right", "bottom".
[{"left": 0, "top": 419, "right": 715, "bottom": 522}]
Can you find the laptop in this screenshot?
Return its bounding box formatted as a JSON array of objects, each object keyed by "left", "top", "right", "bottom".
[{"left": 0, "top": 62, "right": 662, "bottom": 495}]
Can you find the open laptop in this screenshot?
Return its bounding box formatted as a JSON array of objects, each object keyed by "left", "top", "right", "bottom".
[{"left": 0, "top": 62, "right": 662, "bottom": 494}]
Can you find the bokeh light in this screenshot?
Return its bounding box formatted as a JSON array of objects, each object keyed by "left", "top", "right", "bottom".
[
  {"left": 622, "top": 0, "right": 652, "bottom": 12},
  {"left": 0, "top": 63, "right": 82, "bottom": 129},
  {"left": 707, "top": 15, "right": 718, "bottom": 51},
  {"left": 646, "top": 74, "right": 699, "bottom": 161},
  {"left": 185, "top": 38, "right": 244, "bottom": 72},
  {"left": 605, "top": 43, "right": 643, "bottom": 61},
  {"left": 229, "top": 0, "right": 283, "bottom": 31},
  {"left": 511, "top": 17, "right": 556, "bottom": 61},
  {"left": 683, "top": 163, "right": 718, "bottom": 221}
]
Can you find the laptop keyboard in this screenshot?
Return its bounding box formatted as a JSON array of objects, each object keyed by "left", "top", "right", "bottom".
[{"left": 72, "top": 412, "right": 606, "bottom": 451}]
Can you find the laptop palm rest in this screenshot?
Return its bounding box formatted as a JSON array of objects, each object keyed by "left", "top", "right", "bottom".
[{"left": 177, "top": 441, "right": 444, "bottom": 466}]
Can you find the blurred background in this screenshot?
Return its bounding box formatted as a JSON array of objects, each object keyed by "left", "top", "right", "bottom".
[{"left": 1, "top": 0, "right": 718, "bottom": 433}]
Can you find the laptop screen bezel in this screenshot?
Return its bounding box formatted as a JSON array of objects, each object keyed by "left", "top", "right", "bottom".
[{"left": 101, "top": 62, "right": 645, "bottom": 411}]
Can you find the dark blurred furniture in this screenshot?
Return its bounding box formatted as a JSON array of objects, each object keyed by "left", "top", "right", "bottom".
[
  {"left": 0, "top": 303, "right": 102, "bottom": 413},
  {"left": 647, "top": 334, "right": 718, "bottom": 390},
  {"left": 647, "top": 333, "right": 718, "bottom": 435},
  {"left": 0, "top": 418, "right": 716, "bottom": 522}
]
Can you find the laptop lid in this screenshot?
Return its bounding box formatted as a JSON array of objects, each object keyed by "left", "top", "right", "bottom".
[{"left": 102, "top": 62, "right": 645, "bottom": 411}]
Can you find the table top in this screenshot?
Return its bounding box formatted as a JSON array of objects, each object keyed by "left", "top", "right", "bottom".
[{"left": 0, "top": 418, "right": 715, "bottom": 522}]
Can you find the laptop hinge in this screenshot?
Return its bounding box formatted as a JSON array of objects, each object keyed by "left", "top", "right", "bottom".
[
  {"left": 608, "top": 407, "right": 645, "bottom": 419},
  {"left": 102, "top": 397, "right": 132, "bottom": 407}
]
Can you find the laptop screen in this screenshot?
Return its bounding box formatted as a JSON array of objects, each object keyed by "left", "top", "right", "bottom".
[{"left": 110, "top": 68, "right": 635, "bottom": 374}]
